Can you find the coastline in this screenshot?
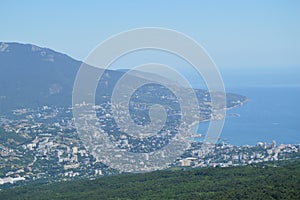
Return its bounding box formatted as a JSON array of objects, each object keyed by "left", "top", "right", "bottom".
[{"left": 187, "top": 97, "right": 249, "bottom": 141}]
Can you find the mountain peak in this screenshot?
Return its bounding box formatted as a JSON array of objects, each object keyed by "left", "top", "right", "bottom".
[
  {"left": 0, "top": 42, "right": 82, "bottom": 112},
  {"left": 0, "top": 42, "right": 78, "bottom": 62},
  {"left": 0, "top": 42, "right": 9, "bottom": 52}
]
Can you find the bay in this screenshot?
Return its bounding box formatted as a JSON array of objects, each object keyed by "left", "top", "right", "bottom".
[{"left": 192, "top": 67, "right": 300, "bottom": 146}]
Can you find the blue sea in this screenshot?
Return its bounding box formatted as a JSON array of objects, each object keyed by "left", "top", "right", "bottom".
[
  {"left": 192, "top": 67, "right": 300, "bottom": 146},
  {"left": 111, "top": 49, "right": 299, "bottom": 145}
]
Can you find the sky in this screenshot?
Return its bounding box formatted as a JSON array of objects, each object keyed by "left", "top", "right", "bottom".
[{"left": 1, "top": 0, "right": 299, "bottom": 68}]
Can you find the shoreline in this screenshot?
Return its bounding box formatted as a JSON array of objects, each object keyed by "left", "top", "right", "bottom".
[{"left": 187, "top": 97, "right": 250, "bottom": 141}]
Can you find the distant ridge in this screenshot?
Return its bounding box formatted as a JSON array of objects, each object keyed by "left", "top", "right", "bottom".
[
  {"left": 0, "top": 42, "right": 247, "bottom": 114},
  {"left": 0, "top": 42, "right": 127, "bottom": 113},
  {"left": 0, "top": 42, "right": 81, "bottom": 112}
]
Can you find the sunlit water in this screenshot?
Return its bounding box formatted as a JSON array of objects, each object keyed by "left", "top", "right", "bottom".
[{"left": 192, "top": 67, "right": 300, "bottom": 145}]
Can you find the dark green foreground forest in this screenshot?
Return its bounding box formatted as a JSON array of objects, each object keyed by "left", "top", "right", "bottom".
[{"left": 1, "top": 159, "right": 300, "bottom": 200}]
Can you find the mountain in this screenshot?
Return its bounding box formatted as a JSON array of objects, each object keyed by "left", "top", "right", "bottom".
[
  {"left": 0, "top": 42, "right": 80, "bottom": 112},
  {"left": 0, "top": 42, "right": 134, "bottom": 113},
  {"left": 0, "top": 42, "right": 246, "bottom": 114}
]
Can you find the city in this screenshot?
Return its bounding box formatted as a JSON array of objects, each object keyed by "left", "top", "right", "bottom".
[{"left": 1, "top": 104, "right": 299, "bottom": 187}]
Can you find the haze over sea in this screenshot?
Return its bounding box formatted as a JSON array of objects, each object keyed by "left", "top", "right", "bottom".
[
  {"left": 193, "top": 66, "right": 300, "bottom": 146},
  {"left": 109, "top": 51, "right": 300, "bottom": 146}
]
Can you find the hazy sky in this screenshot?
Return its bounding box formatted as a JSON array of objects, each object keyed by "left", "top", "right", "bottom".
[{"left": 1, "top": 0, "right": 299, "bottom": 68}]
